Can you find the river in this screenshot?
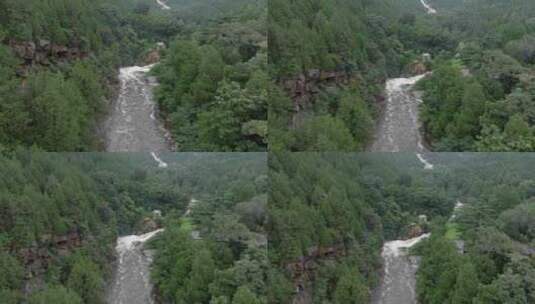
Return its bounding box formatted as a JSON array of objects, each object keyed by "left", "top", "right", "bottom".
[
  {"left": 370, "top": 74, "right": 429, "bottom": 152},
  {"left": 371, "top": 233, "right": 431, "bottom": 304},
  {"left": 420, "top": 0, "right": 437, "bottom": 14},
  {"left": 372, "top": 152, "right": 434, "bottom": 304},
  {"left": 105, "top": 65, "right": 173, "bottom": 152},
  {"left": 107, "top": 198, "right": 197, "bottom": 304},
  {"left": 155, "top": 0, "right": 171, "bottom": 10},
  {"left": 107, "top": 229, "right": 164, "bottom": 304},
  {"left": 370, "top": 0, "right": 437, "bottom": 153}
]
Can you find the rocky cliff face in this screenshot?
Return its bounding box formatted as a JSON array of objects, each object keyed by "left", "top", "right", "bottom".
[
  {"left": 285, "top": 244, "right": 347, "bottom": 304},
  {"left": 16, "top": 230, "right": 84, "bottom": 295},
  {"left": 8, "top": 39, "right": 88, "bottom": 76},
  {"left": 143, "top": 42, "right": 166, "bottom": 65},
  {"left": 280, "top": 69, "right": 352, "bottom": 112},
  {"left": 279, "top": 69, "right": 355, "bottom": 128}
]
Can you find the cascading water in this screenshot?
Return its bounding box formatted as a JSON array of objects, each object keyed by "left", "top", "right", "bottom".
[
  {"left": 107, "top": 229, "right": 164, "bottom": 304},
  {"left": 373, "top": 150, "right": 436, "bottom": 303},
  {"left": 370, "top": 0, "right": 437, "bottom": 153},
  {"left": 155, "top": 0, "right": 171, "bottom": 10},
  {"left": 105, "top": 65, "right": 172, "bottom": 152},
  {"left": 416, "top": 153, "right": 434, "bottom": 170},
  {"left": 372, "top": 233, "right": 431, "bottom": 304},
  {"left": 107, "top": 198, "right": 198, "bottom": 304},
  {"left": 420, "top": 0, "right": 437, "bottom": 14},
  {"left": 370, "top": 74, "right": 429, "bottom": 152},
  {"left": 150, "top": 152, "right": 168, "bottom": 168}
]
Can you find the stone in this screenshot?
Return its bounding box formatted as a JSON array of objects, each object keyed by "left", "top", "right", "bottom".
[
  {"left": 422, "top": 53, "right": 432, "bottom": 62},
  {"left": 407, "top": 223, "right": 424, "bottom": 239},
  {"left": 10, "top": 40, "right": 36, "bottom": 59},
  {"left": 145, "top": 50, "right": 161, "bottom": 64},
  {"left": 38, "top": 39, "right": 51, "bottom": 49},
  {"left": 408, "top": 61, "right": 427, "bottom": 75}
]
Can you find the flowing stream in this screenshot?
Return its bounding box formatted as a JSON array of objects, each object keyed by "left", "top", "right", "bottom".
[
  {"left": 107, "top": 229, "right": 164, "bottom": 304},
  {"left": 150, "top": 152, "right": 168, "bottom": 168},
  {"left": 107, "top": 198, "right": 197, "bottom": 304},
  {"left": 155, "top": 0, "right": 171, "bottom": 10},
  {"left": 420, "top": 0, "right": 437, "bottom": 14},
  {"left": 370, "top": 0, "right": 437, "bottom": 152},
  {"left": 371, "top": 233, "right": 431, "bottom": 304},
  {"left": 370, "top": 74, "right": 428, "bottom": 152},
  {"left": 372, "top": 153, "right": 435, "bottom": 304},
  {"left": 105, "top": 65, "right": 172, "bottom": 152}
]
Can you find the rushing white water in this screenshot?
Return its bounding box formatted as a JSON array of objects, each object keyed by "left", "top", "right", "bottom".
[
  {"left": 155, "top": 0, "right": 171, "bottom": 10},
  {"left": 373, "top": 150, "right": 435, "bottom": 303},
  {"left": 150, "top": 152, "right": 168, "bottom": 168},
  {"left": 372, "top": 233, "right": 431, "bottom": 304},
  {"left": 371, "top": 74, "right": 428, "bottom": 152},
  {"left": 107, "top": 229, "right": 164, "bottom": 304},
  {"left": 185, "top": 198, "right": 198, "bottom": 216},
  {"left": 420, "top": 0, "right": 437, "bottom": 14},
  {"left": 106, "top": 65, "right": 172, "bottom": 152},
  {"left": 416, "top": 153, "right": 434, "bottom": 170},
  {"left": 450, "top": 200, "right": 464, "bottom": 220}
]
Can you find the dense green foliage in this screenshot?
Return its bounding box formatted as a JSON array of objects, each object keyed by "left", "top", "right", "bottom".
[
  {"left": 153, "top": 1, "right": 267, "bottom": 151},
  {"left": 0, "top": 151, "right": 266, "bottom": 303},
  {"left": 0, "top": 0, "right": 183, "bottom": 151},
  {"left": 270, "top": 0, "right": 535, "bottom": 151},
  {"left": 269, "top": 153, "right": 535, "bottom": 303},
  {"left": 416, "top": 0, "right": 535, "bottom": 151},
  {"left": 268, "top": 0, "right": 455, "bottom": 151},
  {"left": 148, "top": 153, "right": 268, "bottom": 303},
  {"left": 415, "top": 154, "right": 535, "bottom": 303},
  {"left": 268, "top": 153, "right": 453, "bottom": 303}
]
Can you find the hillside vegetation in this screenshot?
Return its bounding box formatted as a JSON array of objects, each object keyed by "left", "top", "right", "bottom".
[
  {"left": 153, "top": 0, "right": 267, "bottom": 151},
  {"left": 0, "top": 152, "right": 267, "bottom": 303}
]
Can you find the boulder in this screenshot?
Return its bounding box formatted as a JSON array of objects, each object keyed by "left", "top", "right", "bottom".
[
  {"left": 145, "top": 50, "right": 161, "bottom": 64},
  {"left": 10, "top": 40, "right": 36, "bottom": 59},
  {"left": 408, "top": 61, "right": 427, "bottom": 75},
  {"left": 38, "top": 39, "right": 50, "bottom": 49},
  {"left": 407, "top": 223, "right": 424, "bottom": 238},
  {"left": 140, "top": 217, "right": 159, "bottom": 233}
]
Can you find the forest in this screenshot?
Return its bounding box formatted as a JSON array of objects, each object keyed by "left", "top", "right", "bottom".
[
  {"left": 414, "top": 154, "right": 535, "bottom": 303},
  {"left": 0, "top": 151, "right": 267, "bottom": 303},
  {"left": 0, "top": 0, "right": 266, "bottom": 152},
  {"left": 268, "top": 0, "right": 454, "bottom": 151},
  {"left": 269, "top": 0, "right": 535, "bottom": 151},
  {"left": 415, "top": 0, "right": 535, "bottom": 151},
  {"left": 153, "top": 0, "right": 267, "bottom": 151},
  {"left": 0, "top": 0, "right": 184, "bottom": 151},
  {"left": 268, "top": 153, "right": 451, "bottom": 302},
  {"left": 268, "top": 153, "right": 535, "bottom": 303}
]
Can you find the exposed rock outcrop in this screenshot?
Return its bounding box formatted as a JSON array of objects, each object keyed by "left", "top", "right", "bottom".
[
  {"left": 140, "top": 217, "right": 159, "bottom": 233},
  {"left": 144, "top": 50, "right": 161, "bottom": 65},
  {"left": 144, "top": 42, "right": 167, "bottom": 65},
  {"left": 8, "top": 39, "right": 88, "bottom": 76},
  {"left": 279, "top": 69, "right": 357, "bottom": 128},
  {"left": 285, "top": 244, "right": 347, "bottom": 304},
  {"left": 407, "top": 224, "right": 424, "bottom": 239},
  {"left": 408, "top": 61, "right": 427, "bottom": 75},
  {"left": 16, "top": 230, "right": 84, "bottom": 295}
]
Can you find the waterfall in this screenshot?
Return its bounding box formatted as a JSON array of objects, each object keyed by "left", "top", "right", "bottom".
[
  {"left": 155, "top": 0, "right": 171, "bottom": 10},
  {"left": 420, "top": 0, "right": 437, "bottom": 14},
  {"left": 107, "top": 229, "right": 164, "bottom": 304},
  {"left": 371, "top": 74, "right": 428, "bottom": 152},
  {"left": 105, "top": 65, "right": 172, "bottom": 152}
]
